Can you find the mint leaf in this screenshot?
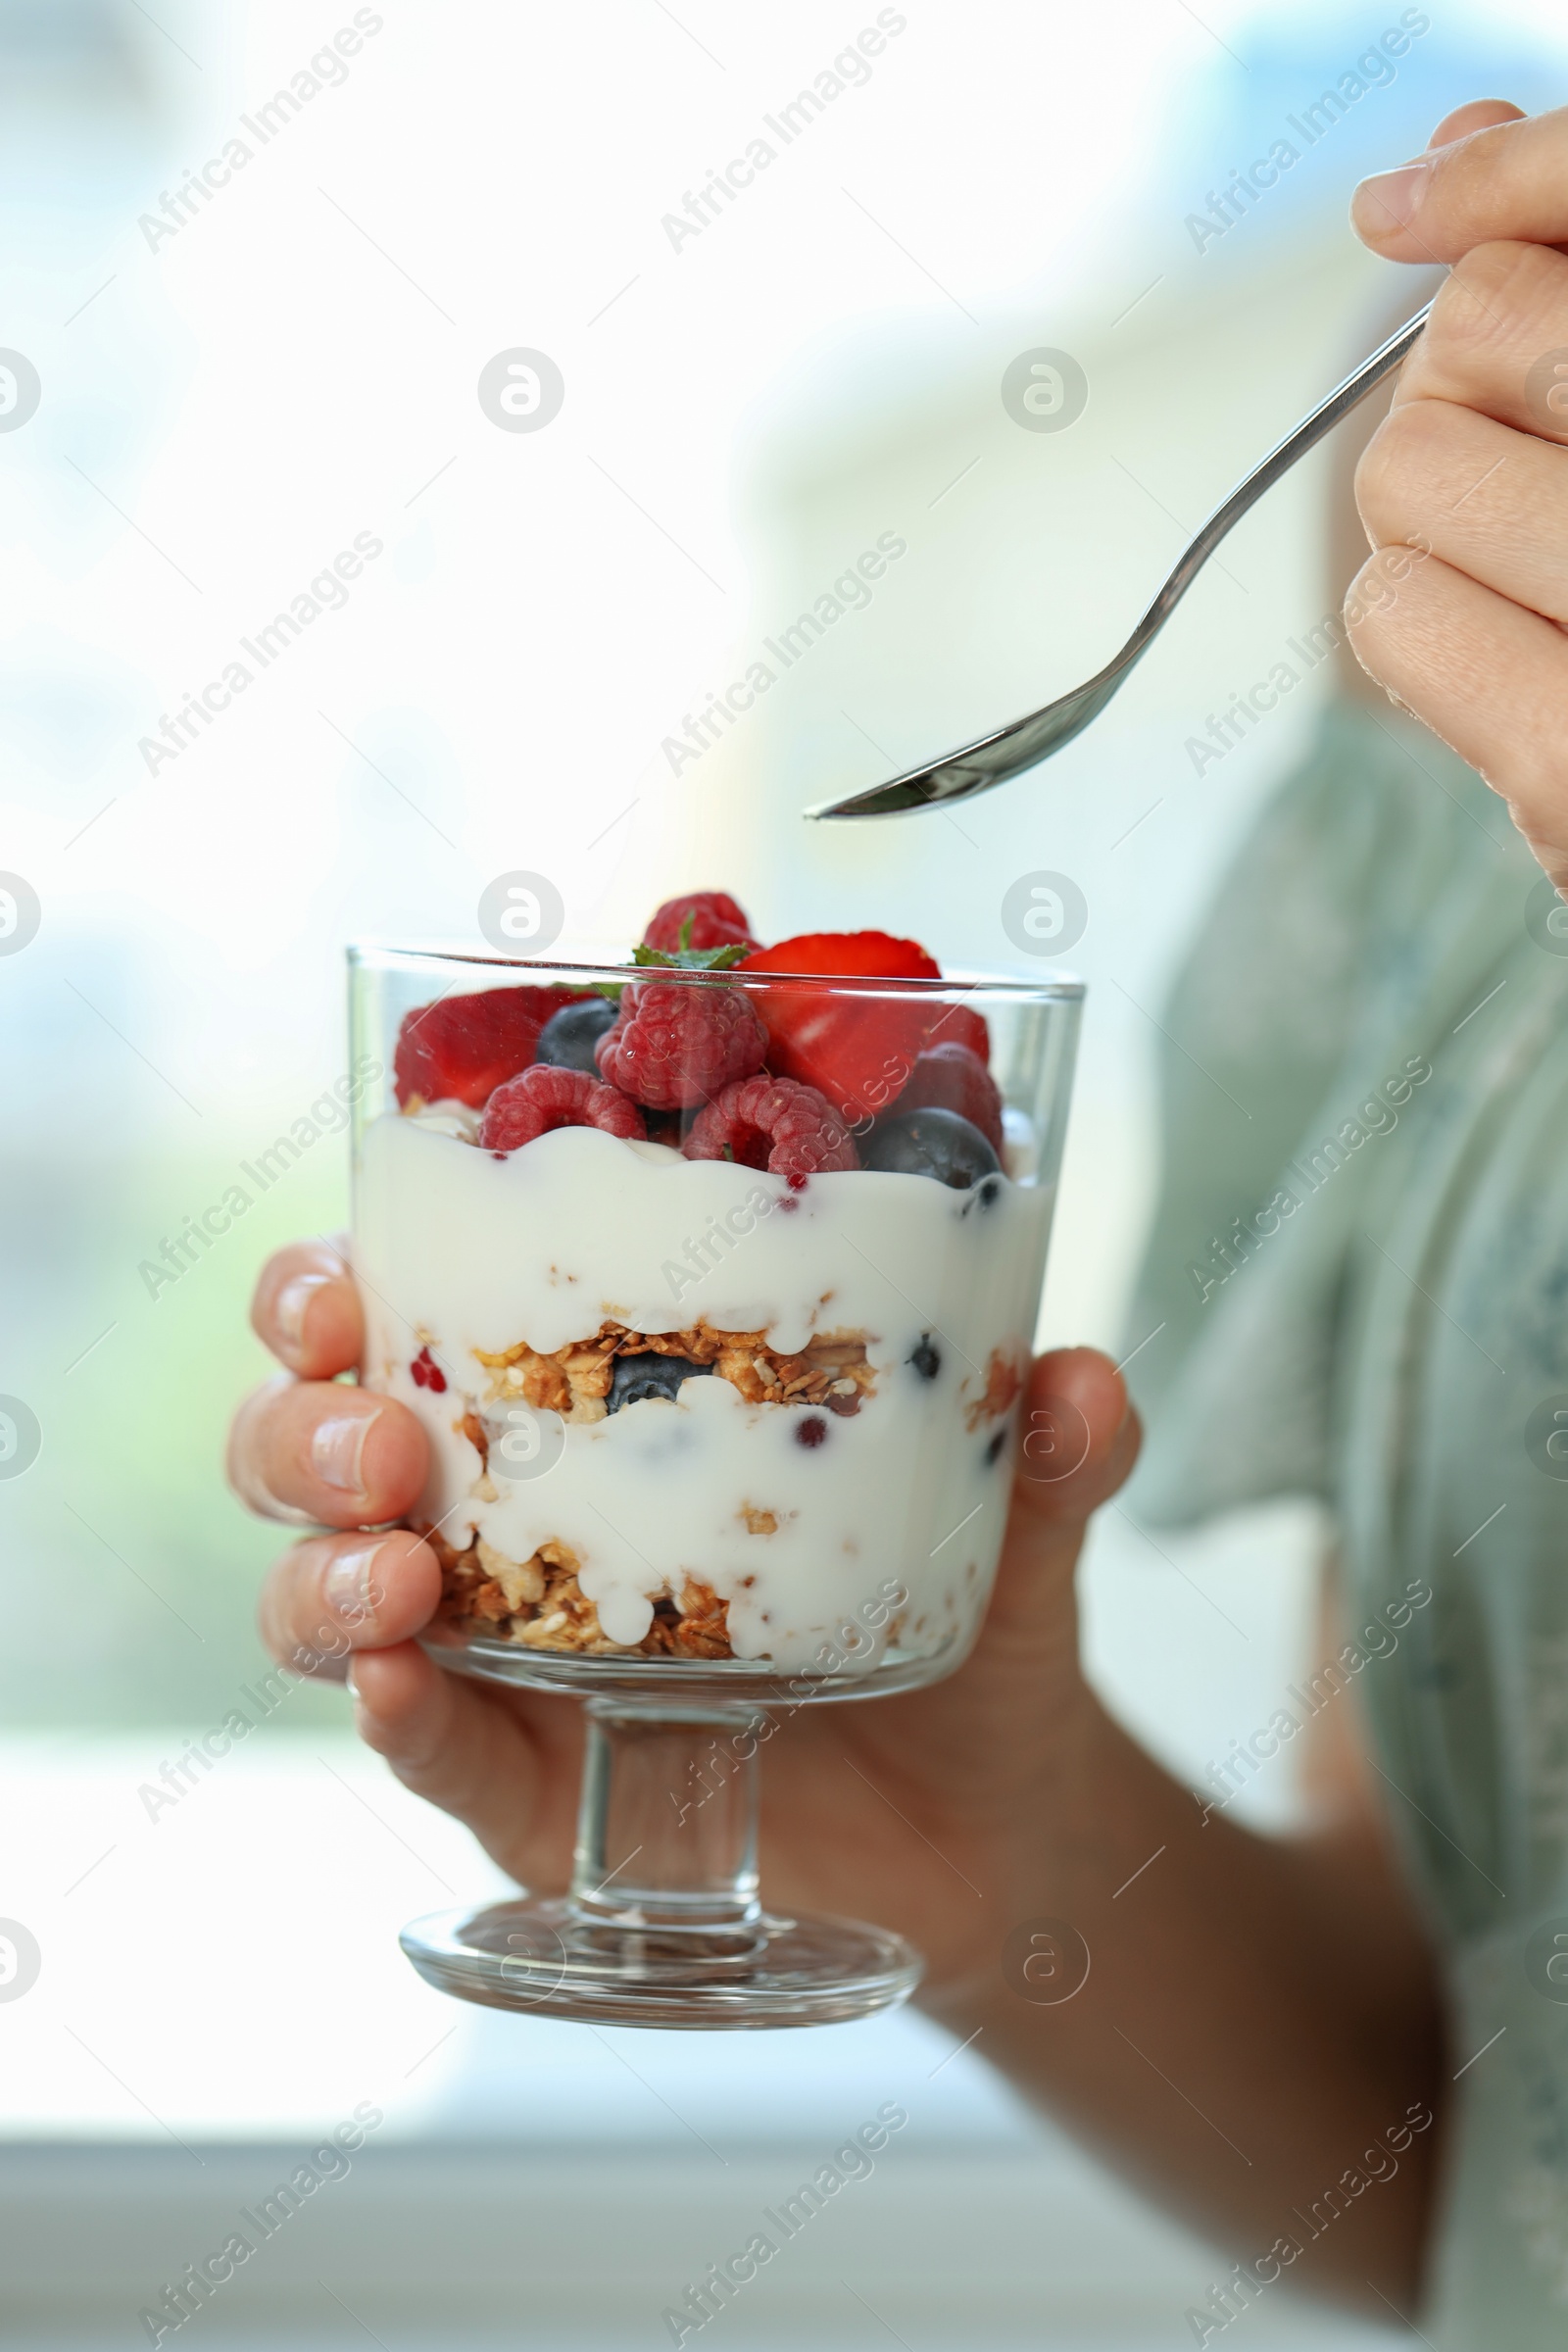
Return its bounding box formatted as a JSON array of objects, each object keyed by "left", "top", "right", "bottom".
[{"left": 630, "top": 941, "right": 750, "bottom": 972}]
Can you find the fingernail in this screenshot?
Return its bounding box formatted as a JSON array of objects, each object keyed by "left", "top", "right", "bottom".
[
  {"left": 324, "top": 1541, "right": 383, "bottom": 1628},
  {"left": 276, "top": 1272, "right": 331, "bottom": 1349},
  {"left": 1352, "top": 162, "right": 1426, "bottom": 232},
  {"left": 312, "top": 1408, "right": 377, "bottom": 1494}
]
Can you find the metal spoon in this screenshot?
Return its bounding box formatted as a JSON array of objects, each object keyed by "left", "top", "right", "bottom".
[{"left": 807, "top": 298, "right": 1433, "bottom": 821}]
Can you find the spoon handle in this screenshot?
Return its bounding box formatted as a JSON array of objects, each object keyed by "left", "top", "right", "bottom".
[
  {"left": 808, "top": 296, "right": 1438, "bottom": 819},
  {"left": 1128, "top": 297, "right": 1435, "bottom": 657}
]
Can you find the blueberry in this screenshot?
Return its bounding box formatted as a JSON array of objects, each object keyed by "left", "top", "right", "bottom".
[
  {"left": 908, "top": 1333, "right": 942, "bottom": 1381},
  {"left": 536, "top": 997, "right": 617, "bottom": 1074},
  {"left": 860, "top": 1106, "right": 1002, "bottom": 1190},
  {"left": 607, "top": 1352, "right": 710, "bottom": 1412},
  {"left": 984, "top": 1427, "right": 1007, "bottom": 1467},
  {"left": 961, "top": 1172, "right": 1004, "bottom": 1217}
]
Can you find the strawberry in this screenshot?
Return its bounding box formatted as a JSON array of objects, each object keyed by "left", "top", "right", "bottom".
[
  {"left": 920, "top": 1000, "right": 991, "bottom": 1065},
  {"left": 738, "top": 931, "right": 985, "bottom": 1124},
  {"left": 742, "top": 930, "right": 940, "bottom": 984},
  {"left": 393, "top": 986, "right": 590, "bottom": 1110}
]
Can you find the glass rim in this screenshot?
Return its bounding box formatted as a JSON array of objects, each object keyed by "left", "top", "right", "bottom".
[{"left": 347, "top": 940, "right": 1085, "bottom": 1002}]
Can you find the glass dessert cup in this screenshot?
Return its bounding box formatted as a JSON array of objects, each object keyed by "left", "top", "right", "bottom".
[{"left": 349, "top": 944, "right": 1082, "bottom": 2028}]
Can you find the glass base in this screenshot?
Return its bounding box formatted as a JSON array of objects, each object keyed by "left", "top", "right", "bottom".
[
  {"left": 400, "top": 1896, "right": 922, "bottom": 2030},
  {"left": 420, "top": 1623, "right": 971, "bottom": 1704}
]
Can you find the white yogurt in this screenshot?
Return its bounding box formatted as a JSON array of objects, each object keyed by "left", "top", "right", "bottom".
[{"left": 355, "top": 1116, "right": 1054, "bottom": 1670}]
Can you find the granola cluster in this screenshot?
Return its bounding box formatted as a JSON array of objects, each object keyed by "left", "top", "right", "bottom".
[
  {"left": 964, "top": 1347, "right": 1023, "bottom": 1434},
  {"left": 428, "top": 1527, "right": 736, "bottom": 1658},
  {"left": 471, "top": 1318, "right": 877, "bottom": 1422}
]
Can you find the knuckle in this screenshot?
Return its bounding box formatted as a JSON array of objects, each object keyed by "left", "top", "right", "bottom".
[
  {"left": 1422, "top": 122, "right": 1521, "bottom": 243},
  {"left": 1438, "top": 239, "right": 1563, "bottom": 364},
  {"left": 1353, "top": 399, "right": 1453, "bottom": 537}
]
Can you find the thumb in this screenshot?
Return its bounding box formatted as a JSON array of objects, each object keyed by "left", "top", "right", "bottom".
[
  {"left": 1011, "top": 1347, "right": 1140, "bottom": 1530},
  {"left": 1349, "top": 98, "right": 1537, "bottom": 263},
  {"left": 978, "top": 1347, "right": 1139, "bottom": 1648}
]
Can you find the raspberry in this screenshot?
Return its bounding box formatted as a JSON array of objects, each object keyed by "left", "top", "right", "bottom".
[
  {"left": 596, "top": 980, "right": 766, "bottom": 1110},
  {"left": 394, "top": 985, "right": 590, "bottom": 1110},
  {"left": 643, "top": 891, "right": 758, "bottom": 955},
  {"left": 479, "top": 1063, "right": 645, "bottom": 1152},
  {"left": 684, "top": 1074, "right": 858, "bottom": 1182},
  {"left": 897, "top": 1043, "right": 1004, "bottom": 1152}
]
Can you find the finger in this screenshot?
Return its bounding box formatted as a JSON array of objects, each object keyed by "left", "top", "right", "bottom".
[
  {"left": 251, "top": 1238, "right": 362, "bottom": 1379},
  {"left": 227, "top": 1374, "right": 428, "bottom": 1527},
  {"left": 1425, "top": 100, "right": 1529, "bottom": 153},
  {"left": 1352, "top": 102, "right": 1568, "bottom": 265},
  {"left": 1009, "top": 1347, "right": 1141, "bottom": 1532},
  {"left": 1344, "top": 547, "right": 1568, "bottom": 886},
  {"left": 348, "top": 1643, "right": 581, "bottom": 1881},
  {"left": 258, "top": 1529, "right": 441, "bottom": 1677},
  {"left": 1390, "top": 241, "right": 1568, "bottom": 445},
  {"left": 1356, "top": 397, "right": 1568, "bottom": 621}
]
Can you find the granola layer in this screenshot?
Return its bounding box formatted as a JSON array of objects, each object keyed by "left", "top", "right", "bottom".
[
  {"left": 422, "top": 1322, "right": 882, "bottom": 1655},
  {"left": 428, "top": 1527, "right": 735, "bottom": 1657},
  {"left": 469, "top": 1317, "right": 877, "bottom": 1422}
]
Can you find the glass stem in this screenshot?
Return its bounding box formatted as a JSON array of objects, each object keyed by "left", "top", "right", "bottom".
[{"left": 569, "top": 1701, "right": 763, "bottom": 1934}]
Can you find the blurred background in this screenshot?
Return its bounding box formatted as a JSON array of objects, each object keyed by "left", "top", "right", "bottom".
[{"left": 2, "top": 1, "right": 1564, "bottom": 2343}]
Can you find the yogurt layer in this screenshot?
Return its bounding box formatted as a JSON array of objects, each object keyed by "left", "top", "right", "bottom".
[{"left": 355, "top": 1115, "right": 1054, "bottom": 1670}]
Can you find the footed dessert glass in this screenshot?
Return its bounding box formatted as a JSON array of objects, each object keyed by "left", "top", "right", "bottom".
[{"left": 349, "top": 944, "right": 1082, "bottom": 2028}]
